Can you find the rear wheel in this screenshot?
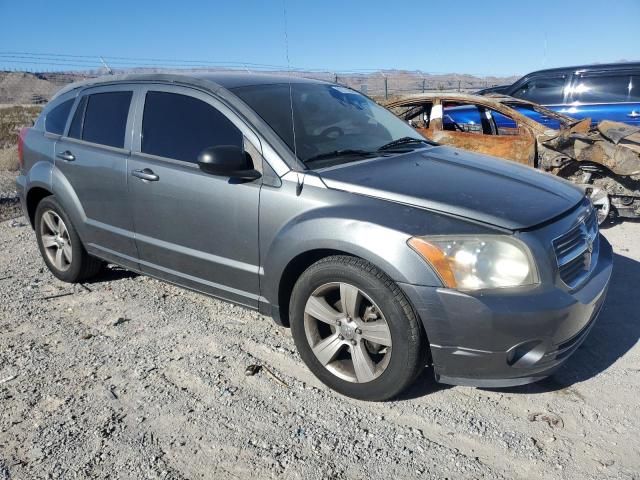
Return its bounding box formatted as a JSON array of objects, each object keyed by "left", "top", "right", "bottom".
[
  {"left": 35, "top": 197, "right": 103, "bottom": 282},
  {"left": 290, "top": 255, "right": 426, "bottom": 401}
]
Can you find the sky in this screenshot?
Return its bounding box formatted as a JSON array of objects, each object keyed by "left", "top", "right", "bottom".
[{"left": 0, "top": 0, "right": 638, "bottom": 77}]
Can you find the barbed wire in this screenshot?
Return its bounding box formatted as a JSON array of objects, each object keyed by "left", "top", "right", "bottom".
[
  {"left": 0, "top": 51, "right": 519, "bottom": 77},
  {"left": 0, "top": 53, "right": 514, "bottom": 104}
]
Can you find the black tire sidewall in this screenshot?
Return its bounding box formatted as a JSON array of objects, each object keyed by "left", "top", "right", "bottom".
[
  {"left": 290, "top": 257, "right": 424, "bottom": 401},
  {"left": 35, "top": 196, "right": 87, "bottom": 282}
]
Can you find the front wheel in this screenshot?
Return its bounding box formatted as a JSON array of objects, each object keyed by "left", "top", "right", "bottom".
[{"left": 290, "top": 256, "right": 427, "bottom": 401}]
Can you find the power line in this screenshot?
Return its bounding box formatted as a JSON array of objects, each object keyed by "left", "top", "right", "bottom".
[{"left": 0, "top": 51, "right": 519, "bottom": 77}]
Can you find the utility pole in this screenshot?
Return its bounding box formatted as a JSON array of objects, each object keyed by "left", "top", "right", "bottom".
[
  {"left": 384, "top": 76, "right": 388, "bottom": 100},
  {"left": 422, "top": 78, "right": 426, "bottom": 93}
]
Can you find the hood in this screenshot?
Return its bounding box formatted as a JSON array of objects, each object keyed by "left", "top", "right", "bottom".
[
  {"left": 538, "top": 119, "right": 640, "bottom": 175},
  {"left": 318, "top": 146, "right": 585, "bottom": 230}
]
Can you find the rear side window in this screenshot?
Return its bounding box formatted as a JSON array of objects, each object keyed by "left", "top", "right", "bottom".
[
  {"left": 570, "top": 74, "right": 639, "bottom": 103},
  {"left": 45, "top": 98, "right": 74, "bottom": 135},
  {"left": 512, "top": 76, "right": 566, "bottom": 104},
  {"left": 70, "top": 91, "right": 132, "bottom": 148},
  {"left": 141, "top": 91, "right": 243, "bottom": 163}
]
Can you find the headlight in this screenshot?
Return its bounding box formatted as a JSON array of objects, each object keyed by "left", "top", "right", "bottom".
[{"left": 408, "top": 235, "right": 538, "bottom": 290}]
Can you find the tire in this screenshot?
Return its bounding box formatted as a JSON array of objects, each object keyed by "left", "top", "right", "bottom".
[
  {"left": 290, "top": 255, "right": 427, "bottom": 401},
  {"left": 35, "top": 196, "right": 103, "bottom": 283}
]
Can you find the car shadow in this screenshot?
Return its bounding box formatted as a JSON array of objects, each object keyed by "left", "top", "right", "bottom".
[
  {"left": 396, "top": 367, "right": 453, "bottom": 400},
  {"left": 484, "top": 252, "right": 640, "bottom": 395},
  {"left": 84, "top": 264, "right": 138, "bottom": 284}
]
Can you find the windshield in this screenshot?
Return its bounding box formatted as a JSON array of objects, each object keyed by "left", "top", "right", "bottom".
[{"left": 232, "top": 83, "right": 426, "bottom": 166}]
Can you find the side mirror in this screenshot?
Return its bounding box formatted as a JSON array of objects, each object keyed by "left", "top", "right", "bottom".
[{"left": 197, "top": 145, "right": 261, "bottom": 180}]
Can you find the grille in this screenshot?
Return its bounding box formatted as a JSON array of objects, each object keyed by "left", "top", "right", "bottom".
[{"left": 553, "top": 207, "right": 599, "bottom": 289}]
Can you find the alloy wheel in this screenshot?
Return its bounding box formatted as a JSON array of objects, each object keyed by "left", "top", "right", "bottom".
[
  {"left": 40, "top": 210, "right": 72, "bottom": 271},
  {"left": 303, "top": 282, "right": 392, "bottom": 383}
]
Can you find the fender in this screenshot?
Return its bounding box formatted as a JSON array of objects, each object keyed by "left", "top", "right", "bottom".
[{"left": 260, "top": 201, "right": 471, "bottom": 308}]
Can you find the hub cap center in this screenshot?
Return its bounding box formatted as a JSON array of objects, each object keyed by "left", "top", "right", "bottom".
[{"left": 338, "top": 321, "right": 356, "bottom": 340}]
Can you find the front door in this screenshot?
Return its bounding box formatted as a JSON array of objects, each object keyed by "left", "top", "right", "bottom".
[
  {"left": 128, "top": 85, "right": 262, "bottom": 307},
  {"left": 431, "top": 101, "right": 536, "bottom": 166},
  {"left": 54, "top": 85, "right": 139, "bottom": 269}
]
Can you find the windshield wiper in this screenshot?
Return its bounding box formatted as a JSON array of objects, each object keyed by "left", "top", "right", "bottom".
[
  {"left": 377, "top": 136, "right": 432, "bottom": 151},
  {"left": 304, "top": 149, "right": 375, "bottom": 164}
]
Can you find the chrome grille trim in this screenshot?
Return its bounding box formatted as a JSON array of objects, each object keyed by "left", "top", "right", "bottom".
[{"left": 552, "top": 207, "right": 599, "bottom": 289}]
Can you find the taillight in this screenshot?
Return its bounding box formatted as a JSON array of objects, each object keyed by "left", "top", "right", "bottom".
[{"left": 18, "top": 127, "right": 29, "bottom": 170}]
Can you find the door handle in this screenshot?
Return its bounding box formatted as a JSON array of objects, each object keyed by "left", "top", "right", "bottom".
[
  {"left": 132, "top": 168, "right": 159, "bottom": 182},
  {"left": 56, "top": 151, "right": 75, "bottom": 162},
  {"left": 628, "top": 111, "right": 640, "bottom": 118}
]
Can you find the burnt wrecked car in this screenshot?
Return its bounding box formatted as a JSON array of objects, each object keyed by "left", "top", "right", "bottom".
[{"left": 387, "top": 93, "right": 640, "bottom": 224}]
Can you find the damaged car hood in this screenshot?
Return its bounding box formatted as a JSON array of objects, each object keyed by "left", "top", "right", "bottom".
[
  {"left": 319, "top": 146, "right": 585, "bottom": 230},
  {"left": 538, "top": 119, "right": 640, "bottom": 176}
]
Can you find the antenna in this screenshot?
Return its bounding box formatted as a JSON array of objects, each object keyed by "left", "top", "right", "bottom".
[{"left": 99, "top": 56, "right": 113, "bottom": 75}]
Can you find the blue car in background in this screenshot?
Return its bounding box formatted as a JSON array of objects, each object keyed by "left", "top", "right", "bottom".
[{"left": 478, "top": 62, "right": 640, "bottom": 127}]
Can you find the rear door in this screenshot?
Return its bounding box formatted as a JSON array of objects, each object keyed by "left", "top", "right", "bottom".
[
  {"left": 563, "top": 70, "right": 640, "bottom": 126},
  {"left": 54, "top": 84, "right": 139, "bottom": 269},
  {"left": 128, "top": 85, "right": 262, "bottom": 307}
]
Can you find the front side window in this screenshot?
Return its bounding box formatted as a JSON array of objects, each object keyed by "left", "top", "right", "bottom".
[
  {"left": 569, "top": 74, "right": 638, "bottom": 103},
  {"left": 512, "top": 76, "right": 566, "bottom": 104},
  {"left": 141, "top": 91, "right": 243, "bottom": 163},
  {"left": 442, "top": 102, "right": 519, "bottom": 135},
  {"left": 232, "top": 83, "right": 425, "bottom": 166},
  {"left": 443, "top": 102, "right": 484, "bottom": 134},
  {"left": 45, "top": 98, "right": 74, "bottom": 135},
  {"left": 70, "top": 91, "right": 132, "bottom": 148}
]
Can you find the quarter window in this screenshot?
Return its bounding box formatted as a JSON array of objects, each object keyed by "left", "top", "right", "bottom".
[
  {"left": 72, "top": 91, "right": 132, "bottom": 148},
  {"left": 68, "top": 95, "right": 87, "bottom": 140},
  {"left": 141, "top": 91, "right": 243, "bottom": 163},
  {"left": 45, "top": 99, "right": 74, "bottom": 135},
  {"left": 512, "top": 77, "right": 566, "bottom": 104}
]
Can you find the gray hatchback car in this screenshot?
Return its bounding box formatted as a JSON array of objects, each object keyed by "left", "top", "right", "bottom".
[{"left": 17, "top": 73, "right": 612, "bottom": 400}]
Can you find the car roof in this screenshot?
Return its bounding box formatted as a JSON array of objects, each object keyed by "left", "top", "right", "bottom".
[
  {"left": 519, "top": 62, "right": 640, "bottom": 77},
  {"left": 52, "top": 71, "right": 329, "bottom": 100}
]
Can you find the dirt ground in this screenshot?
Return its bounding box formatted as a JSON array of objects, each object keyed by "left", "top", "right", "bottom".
[{"left": 0, "top": 204, "right": 639, "bottom": 479}]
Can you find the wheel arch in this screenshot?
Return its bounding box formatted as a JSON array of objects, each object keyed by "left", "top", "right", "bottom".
[
  {"left": 274, "top": 247, "right": 432, "bottom": 354},
  {"left": 26, "top": 186, "right": 53, "bottom": 228},
  {"left": 276, "top": 248, "right": 353, "bottom": 327}
]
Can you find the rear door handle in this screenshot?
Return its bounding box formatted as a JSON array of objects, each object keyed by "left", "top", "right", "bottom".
[
  {"left": 132, "top": 168, "right": 159, "bottom": 182},
  {"left": 628, "top": 111, "right": 640, "bottom": 118},
  {"left": 56, "top": 151, "right": 75, "bottom": 162}
]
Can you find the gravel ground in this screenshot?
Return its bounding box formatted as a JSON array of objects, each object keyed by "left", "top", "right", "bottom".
[{"left": 0, "top": 201, "right": 639, "bottom": 479}]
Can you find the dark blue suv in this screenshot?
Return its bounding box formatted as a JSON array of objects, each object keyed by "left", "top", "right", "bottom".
[{"left": 479, "top": 62, "right": 640, "bottom": 126}]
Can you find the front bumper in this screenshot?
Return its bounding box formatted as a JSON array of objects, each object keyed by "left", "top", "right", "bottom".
[{"left": 399, "top": 236, "right": 613, "bottom": 388}]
